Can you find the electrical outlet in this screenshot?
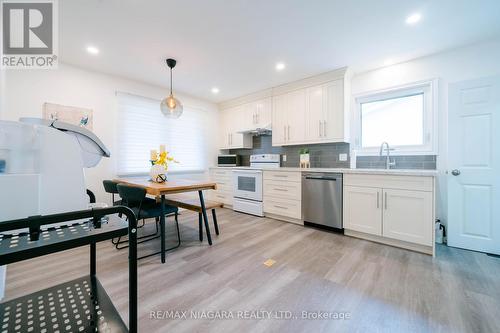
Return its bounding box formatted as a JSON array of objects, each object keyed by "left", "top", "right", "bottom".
[
  {"left": 339, "top": 153, "right": 348, "bottom": 161},
  {"left": 282, "top": 155, "right": 287, "bottom": 162}
]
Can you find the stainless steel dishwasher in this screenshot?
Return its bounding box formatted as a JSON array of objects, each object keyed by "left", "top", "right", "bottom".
[{"left": 302, "top": 173, "right": 343, "bottom": 230}]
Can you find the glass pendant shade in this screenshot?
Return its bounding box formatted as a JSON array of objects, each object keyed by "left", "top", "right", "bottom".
[
  {"left": 160, "top": 58, "right": 183, "bottom": 118},
  {"left": 160, "top": 94, "right": 183, "bottom": 118}
]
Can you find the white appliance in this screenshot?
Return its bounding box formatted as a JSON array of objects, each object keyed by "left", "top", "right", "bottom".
[
  {"left": 0, "top": 118, "right": 110, "bottom": 300},
  {"left": 232, "top": 154, "right": 280, "bottom": 216},
  {"left": 249, "top": 154, "right": 280, "bottom": 168}
]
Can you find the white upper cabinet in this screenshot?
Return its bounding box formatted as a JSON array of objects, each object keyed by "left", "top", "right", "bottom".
[
  {"left": 272, "top": 91, "right": 306, "bottom": 145},
  {"left": 255, "top": 97, "right": 272, "bottom": 128},
  {"left": 219, "top": 107, "right": 252, "bottom": 149},
  {"left": 323, "top": 80, "right": 347, "bottom": 142},
  {"left": 305, "top": 85, "right": 324, "bottom": 142},
  {"left": 304, "top": 79, "right": 347, "bottom": 143},
  {"left": 219, "top": 67, "right": 351, "bottom": 149},
  {"left": 272, "top": 94, "right": 287, "bottom": 146},
  {"left": 286, "top": 90, "right": 306, "bottom": 144},
  {"left": 243, "top": 97, "right": 272, "bottom": 130}
]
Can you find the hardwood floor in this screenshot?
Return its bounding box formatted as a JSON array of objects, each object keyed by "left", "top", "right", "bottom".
[{"left": 4, "top": 208, "right": 500, "bottom": 332}]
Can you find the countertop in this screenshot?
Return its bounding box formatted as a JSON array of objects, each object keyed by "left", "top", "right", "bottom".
[{"left": 210, "top": 166, "right": 438, "bottom": 177}]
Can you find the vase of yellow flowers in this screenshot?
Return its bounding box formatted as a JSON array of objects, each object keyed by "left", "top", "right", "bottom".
[{"left": 149, "top": 145, "right": 178, "bottom": 183}]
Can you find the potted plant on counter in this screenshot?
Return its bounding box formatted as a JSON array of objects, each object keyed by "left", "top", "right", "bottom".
[{"left": 299, "top": 148, "right": 310, "bottom": 168}]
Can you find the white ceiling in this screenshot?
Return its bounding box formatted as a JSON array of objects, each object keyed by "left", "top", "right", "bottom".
[{"left": 60, "top": 0, "right": 500, "bottom": 103}]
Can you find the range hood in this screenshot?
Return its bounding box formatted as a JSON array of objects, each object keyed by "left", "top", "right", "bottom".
[{"left": 238, "top": 124, "right": 272, "bottom": 136}]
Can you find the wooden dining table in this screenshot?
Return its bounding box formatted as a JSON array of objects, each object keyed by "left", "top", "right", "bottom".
[{"left": 114, "top": 178, "right": 217, "bottom": 263}]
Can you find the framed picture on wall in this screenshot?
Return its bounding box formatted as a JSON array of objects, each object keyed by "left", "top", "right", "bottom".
[{"left": 42, "top": 103, "right": 94, "bottom": 130}]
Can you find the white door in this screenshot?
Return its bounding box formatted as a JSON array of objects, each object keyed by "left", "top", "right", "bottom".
[
  {"left": 305, "top": 85, "right": 324, "bottom": 142},
  {"left": 343, "top": 185, "right": 382, "bottom": 236},
  {"left": 272, "top": 94, "right": 287, "bottom": 146},
  {"left": 448, "top": 76, "right": 500, "bottom": 255},
  {"left": 286, "top": 89, "right": 306, "bottom": 144},
  {"left": 382, "top": 189, "right": 433, "bottom": 246}
]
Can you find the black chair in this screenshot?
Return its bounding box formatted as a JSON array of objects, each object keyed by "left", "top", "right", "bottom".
[
  {"left": 102, "top": 180, "right": 122, "bottom": 206},
  {"left": 103, "top": 180, "right": 159, "bottom": 248},
  {"left": 116, "top": 184, "right": 181, "bottom": 257}
]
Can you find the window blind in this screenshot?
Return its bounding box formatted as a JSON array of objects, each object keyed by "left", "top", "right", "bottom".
[{"left": 116, "top": 92, "right": 208, "bottom": 175}]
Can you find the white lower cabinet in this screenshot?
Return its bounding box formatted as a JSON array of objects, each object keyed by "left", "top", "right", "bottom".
[
  {"left": 343, "top": 174, "right": 435, "bottom": 254},
  {"left": 344, "top": 186, "right": 382, "bottom": 236},
  {"left": 382, "top": 189, "right": 433, "bottom": 246},
  {"left": 263, "top": 170, "right": 302, "bottom": 224},
  {"left": 208, "top": 168, "right": 233, "bottom": 206}
]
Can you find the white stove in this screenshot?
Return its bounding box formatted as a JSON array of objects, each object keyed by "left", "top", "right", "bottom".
[{"left": 233, "top": 154, "right": 280, "bottom": 216}]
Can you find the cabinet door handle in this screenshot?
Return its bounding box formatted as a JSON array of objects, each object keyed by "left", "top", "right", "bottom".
[
  {"left": 323, "top": 121, "right": 327, "bottom": 137},
  {"left": 284, "top": 125, "right": 286, "bottom": 141},
  {"left": 319, "top": 120, "right": 322, "bottom": 137},
  {"left": 274, "top": 205, "right": 288, "bottom": 210},
  {"left": 273, "top": 188, "right": 288, "bottom": 192},
  {"left": 288, "top": 125, "right": 291, "bottom": 140},
  {"left": 384, "top": 192, "right": 388, "bottom": 210},
  {"left": 377, "top": 192, "right": 380, "bottom": 209},
  {"left": 273, "top": 174, "right": 288, "bottom": 178}
]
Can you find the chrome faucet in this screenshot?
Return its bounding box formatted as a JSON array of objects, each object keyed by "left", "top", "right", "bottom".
[{"left": 379, "top": 142, "right": 396, "bottom": 169}]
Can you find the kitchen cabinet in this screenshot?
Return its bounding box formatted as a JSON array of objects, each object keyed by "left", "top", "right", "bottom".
[
  {"left": 382, "top": 189, "right": 433, "bottom": 246},
  {"left": 343, "top": 174, "right": 435, "bottom": 254},
  {"left": 344, "top": 186, "right": 382, "bottom": 236},
  {"left": 272, "top": 90, "right": 306, "bottom": 146},
  {"left": 263, "top": 170, "right": 302, "bottom": 224},
  {"left": 243, "top": 97, "right": 272, "bottom": 130},
  {"left": 208, "top": 168, "right": 234, "bottom": 206},
  {"left": 219, "top": 107, "right": 252, "bottom": 149},
  {"left": 305, "top": 80, "right": 346, "bottom": 143}
]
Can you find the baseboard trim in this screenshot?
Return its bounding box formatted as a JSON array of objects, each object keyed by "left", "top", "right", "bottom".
[
  {"left": 264, "top": 213, "right": 303, "bottom": 225},
  {"left": 344, "top": 229, "right": 434, "bottom": 256}
]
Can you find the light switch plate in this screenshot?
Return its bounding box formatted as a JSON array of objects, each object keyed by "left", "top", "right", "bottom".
[
  {"left": 339, "top": 153, "right": 348, "bottom": 161},
  {"left": 282, "top": 155, "right": 287, "bottom": 162}
]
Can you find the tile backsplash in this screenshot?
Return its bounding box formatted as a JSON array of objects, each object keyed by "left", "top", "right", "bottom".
[
  {"left": 228, "top": 135, "right": 436, "bottom": 170},
  {"left": 229, "top": 135, "right": 350, "bottom": 168}
]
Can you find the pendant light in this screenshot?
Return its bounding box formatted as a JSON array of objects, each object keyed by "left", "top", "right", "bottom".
[{"left": 160, "top": 58, "right": 183, "bottom": 118}]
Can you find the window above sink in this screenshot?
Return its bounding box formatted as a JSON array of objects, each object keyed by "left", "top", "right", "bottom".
[{"left": 353, "top": 79, "right": 438, "bottom": 156}]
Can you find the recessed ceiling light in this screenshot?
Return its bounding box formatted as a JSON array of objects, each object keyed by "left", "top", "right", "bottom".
[
  {"left": 275, "top": 62, "right": 286, "bottom": 71},
  {"left": 86, "top": 46, "right": 99, "bottom": 55},
  {"left": 211, "top": 87, "right": 220, "bottom": 94},
  {"left": 405, "top": 13, "right": 421, "bottom": 25}
]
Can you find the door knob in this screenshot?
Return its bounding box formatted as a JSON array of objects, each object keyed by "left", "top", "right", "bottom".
[{"left": 451, "top": 169, "right": 461, "bottom": 176}]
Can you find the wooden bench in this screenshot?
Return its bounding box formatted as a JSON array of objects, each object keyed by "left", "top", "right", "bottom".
[{"left": 163, "top": 194, "right": 223, "bottom": 245}]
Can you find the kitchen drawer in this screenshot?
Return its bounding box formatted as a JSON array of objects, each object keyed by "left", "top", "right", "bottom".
[
  {"left": 213, "top": 179, "right": 232, "bottom": 192},
  {"left": 263, "top": 170, "right": 301, "bottom": 182},
  {"left": 264, "top": 197, "right": 301, "bottom": 219},
  {"left": 209, "top": 190, "right": 233, "bottom": 206},
  {"left": 209, "top": 168, "right": 232, "bottom": 179},
  {"left": 264, "top": 180, "right": 301, "bottom": 200},
  {"left": 344, "top": 174, "right": 434, "bottom": 192}
]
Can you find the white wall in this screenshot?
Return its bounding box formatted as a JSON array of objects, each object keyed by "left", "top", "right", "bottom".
[
  {"left": 0, "top": 63, "right": 220, "bottom": 204},
  {"left": 351, "top": 37, "right": 500, "bottom": 226}
]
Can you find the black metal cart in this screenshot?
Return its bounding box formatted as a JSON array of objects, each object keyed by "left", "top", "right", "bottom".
[{"left": 0, "top": 206, "right": 138, "bottom": 333}]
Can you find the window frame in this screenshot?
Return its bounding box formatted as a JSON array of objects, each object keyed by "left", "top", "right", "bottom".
[
  {"left": 115, "top": 91, "right": 209, "bottom": 177},
  {"left": 353, "top": 79, "right": 438, "bottom": 156}
]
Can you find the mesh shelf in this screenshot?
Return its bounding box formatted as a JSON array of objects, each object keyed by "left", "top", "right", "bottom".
[
  {"left": 0, "top": 216, "right": 128, "bottom": 266},
  {"left": 0, "top": 275, "right": 128, "bottom": 333}
]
